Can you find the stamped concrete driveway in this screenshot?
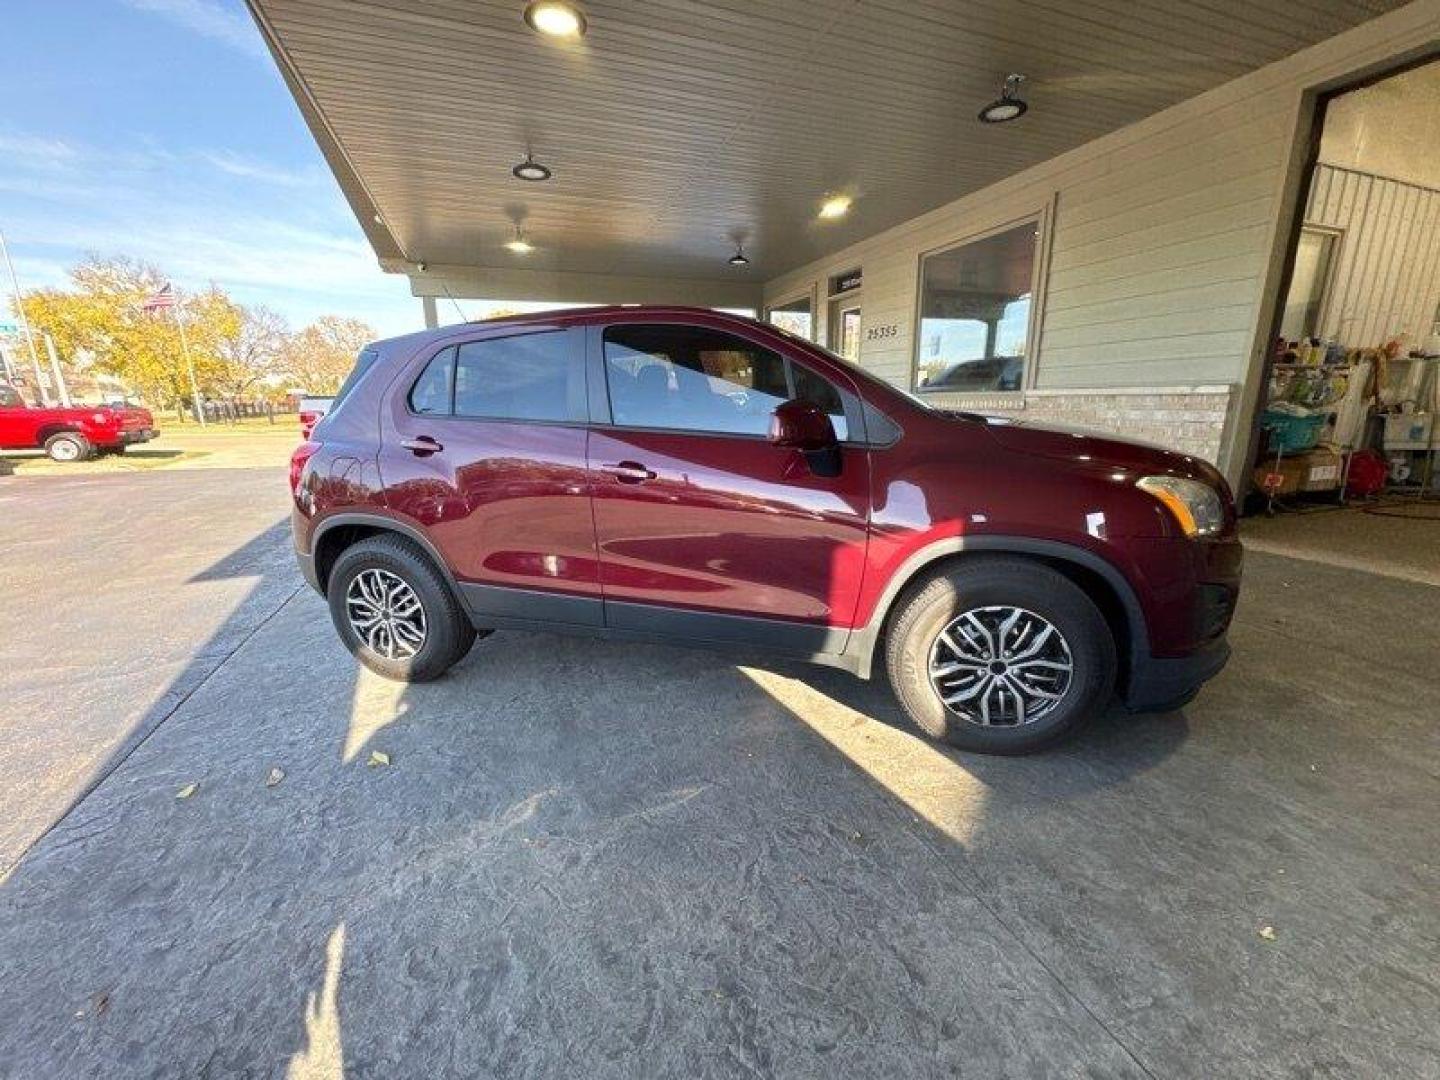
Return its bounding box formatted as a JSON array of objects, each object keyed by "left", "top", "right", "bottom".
[{"left": 1, "top": 470, "right": 1437, "bottom": 1078}]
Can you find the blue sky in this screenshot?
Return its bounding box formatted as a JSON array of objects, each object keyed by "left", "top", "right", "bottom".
[{"left": 1, "top": 0, "right": 452, "bottom": 337}]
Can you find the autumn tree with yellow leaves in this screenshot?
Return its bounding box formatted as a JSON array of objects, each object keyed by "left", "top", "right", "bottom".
[{"left": 13, "top": 255, "right": 375, "bottom": 411}]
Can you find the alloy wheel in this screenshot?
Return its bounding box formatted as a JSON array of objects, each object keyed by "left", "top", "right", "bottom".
[
  {"left": 927, "top": 605, "right": 1074, "bottom": 727},
  {"left": 345, "top": 568, "right": 427, "bottom": 660}
]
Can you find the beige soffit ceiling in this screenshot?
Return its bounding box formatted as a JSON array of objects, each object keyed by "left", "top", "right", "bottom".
[{"left": 247, "top": 0, "right": 1403, "bottom": 288}]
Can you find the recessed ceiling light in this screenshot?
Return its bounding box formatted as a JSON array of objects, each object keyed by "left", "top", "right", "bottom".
[
  {"left": 524, "top": 1, "right": 586, "bottom": 38},
  {"left": 728, "top": 242, "right": 749, "bottom": 267},
  {"left": 818, "top": 195, "right": 852, "bottom": 220},
  {"left": 512, "top": 153, "right": 553, "bottom": 182},
  {"left": 979, "top": 74, "right": 1028, "bottom": 124},
  {"left": 505, "top": 226, "right": 535, "bottom": 254}
]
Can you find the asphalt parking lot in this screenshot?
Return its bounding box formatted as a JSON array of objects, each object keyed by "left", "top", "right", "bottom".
[{"left": 2, "top": 467, "right": 1437, "bottom": 1078}]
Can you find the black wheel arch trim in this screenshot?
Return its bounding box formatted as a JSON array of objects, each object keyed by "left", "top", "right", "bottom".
[
  {"left": 851, "top": 535, "right": 1151, "bottom": 685},
  {"left": 306, "top": 512, "right": 464, "bottom": 597}
]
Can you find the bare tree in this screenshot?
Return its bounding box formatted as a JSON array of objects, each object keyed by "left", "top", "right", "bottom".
[
  {"left": 212, "top": 304, "right": 290, "bottom": 402},
  {"left": 281, "top": 315, "right": 376, "bottom": 394}
]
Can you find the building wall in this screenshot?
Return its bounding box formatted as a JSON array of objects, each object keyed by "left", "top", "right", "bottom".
[
  {"left": 1305, "top": 163, "right": 1440, "bottom": 347},
  {"left": 762, "top": 0, "right": 1440, "bottom": 481}
]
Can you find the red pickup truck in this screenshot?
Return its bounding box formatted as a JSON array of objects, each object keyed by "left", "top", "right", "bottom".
[{"left": 0, "top": 383, "right": 158, "bottom": 461}]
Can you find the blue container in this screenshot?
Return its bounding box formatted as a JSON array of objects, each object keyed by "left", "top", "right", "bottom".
[{"left": 1261, "top": 409, "right": 1326, "bottom": 453}]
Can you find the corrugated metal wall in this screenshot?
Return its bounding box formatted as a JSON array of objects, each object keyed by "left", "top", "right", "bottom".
[{"left": 1305, "top": 163, "right": 1440, "bottom": 347}]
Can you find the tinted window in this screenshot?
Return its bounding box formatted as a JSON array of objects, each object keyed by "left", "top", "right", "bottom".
[
  {"left": 408, "top": 347, "right": 454, "bottom": 414},
  {"left": 0, "top": 384, "right": 22, "bottom": 408},
  {"left": 331, "top": 347, "right": 379, "bottom": 410},
  {"left": 604, "top": 325, "right": 792, "bottom": 437},
  {"left": 454, "top": 332, "right": 571, "bottom": 422}
]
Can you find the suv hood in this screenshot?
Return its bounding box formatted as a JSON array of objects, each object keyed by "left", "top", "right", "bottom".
[{"left": 976, "top": 416, "right": 1214, "bottom": 482}]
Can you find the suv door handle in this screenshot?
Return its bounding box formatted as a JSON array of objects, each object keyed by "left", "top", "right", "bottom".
[
  {"left": 600, "top": 460, "right": 656, "bottom": 484},
  {"left": 401, "top": 436, "right": 443, "bottom": 455}
]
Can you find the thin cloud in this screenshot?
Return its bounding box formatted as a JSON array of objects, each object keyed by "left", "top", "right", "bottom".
[
  {"left": 120, "top": 0, "right": 269, "bottom": 61},
  {"left": 0, "top": 133, "right": 80, "bottom": 169},
  {"left": 201, "top": 151, "right": 324, "bottom": 188}
]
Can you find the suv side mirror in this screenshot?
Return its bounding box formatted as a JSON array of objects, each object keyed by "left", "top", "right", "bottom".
[{"left": 769, "top": 398, "right": 837, "bottom": 452}]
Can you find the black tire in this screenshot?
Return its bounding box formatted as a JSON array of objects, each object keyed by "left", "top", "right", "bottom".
[
  {"left": 884, "top": 557, "right": 1116, "bottom": 755},
  {"left": 327, "top": 535, "right": 479, "bottom": 682},
  {"left": 44, "top": 431, "right": 91, "bottom": 462}
]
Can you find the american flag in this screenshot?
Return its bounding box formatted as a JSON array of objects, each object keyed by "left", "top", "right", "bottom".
[{"left": 142, "top": 283, "right": 176, "bottom": 312}]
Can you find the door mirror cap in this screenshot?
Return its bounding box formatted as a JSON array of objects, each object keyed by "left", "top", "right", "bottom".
[{"left": 769, "top": 398, "right": 837, "bottom": 451}]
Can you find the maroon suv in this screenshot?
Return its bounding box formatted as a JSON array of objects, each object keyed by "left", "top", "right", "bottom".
[{"left": 291, "top": 307, "right": 1241, "bottom": 754}]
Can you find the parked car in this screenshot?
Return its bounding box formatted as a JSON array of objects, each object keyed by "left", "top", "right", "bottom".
[
  {"left": 298, "top": 395, "right": 334, "bottom": 440},
  {"left": 290, "top": 308, "right": 1241, "bottom": 754},
  {"left": 0, "top": 383, "right": 158, "bottom": 461}
]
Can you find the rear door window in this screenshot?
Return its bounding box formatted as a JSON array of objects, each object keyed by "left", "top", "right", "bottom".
[
  {"left": 453, "top": 331, "right": 577, "bottom": 422},
  {"left": 408, "top": 347, "right": 454, "bottom": 415}
]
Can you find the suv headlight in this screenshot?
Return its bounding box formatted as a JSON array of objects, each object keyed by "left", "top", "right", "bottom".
[{"left": 1136, "top": 476, "right": 1224, "bottom": 538}]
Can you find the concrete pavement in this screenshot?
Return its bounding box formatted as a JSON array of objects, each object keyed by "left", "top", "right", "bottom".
[{"left": 1, "top": 471, "right": 1437, "bottom": 1078}]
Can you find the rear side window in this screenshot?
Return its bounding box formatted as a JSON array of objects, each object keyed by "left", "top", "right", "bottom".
[
  {"left": 454, "top": 332, "right": 571, "bottom": 422},
  {"left": 331, "top": 347, "right": 379, "bottom": 411}
]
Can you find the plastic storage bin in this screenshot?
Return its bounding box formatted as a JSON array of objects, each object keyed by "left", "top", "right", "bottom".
[{"left": 1260, "top": 408, "right": 1326, "bottom": 453}]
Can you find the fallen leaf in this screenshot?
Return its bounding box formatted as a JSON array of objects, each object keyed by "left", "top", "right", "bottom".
[
  {"left": 176, "top": 782, "right": 198, "bottom": 800},
  {"left": 368, "top": 750, "right": 391, "bottom": 768},
  {"left": 1258, "top": 925, "right": 1277, "bottom": 941},
  {"left": 265, "top": 766, "right": 285, "bottom": 788}
]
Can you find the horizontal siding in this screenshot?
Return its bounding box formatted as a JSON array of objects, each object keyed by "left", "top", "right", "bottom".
[
  {"left": 1305, "top": 163, "right": 1440, "bottom": 345},
  {"left": 765, "top": 1, "right": 1440, "bottom": 404}
]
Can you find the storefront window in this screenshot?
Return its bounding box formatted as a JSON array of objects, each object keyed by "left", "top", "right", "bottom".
[
  {"left": 914, "top": 220, "right": 1039, "bottom": 393},
  {"left": 768, "top": 295, "right": 814, "bottom": 340}
]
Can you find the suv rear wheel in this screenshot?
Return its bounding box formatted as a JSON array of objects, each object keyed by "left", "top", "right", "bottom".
[
  {"left": 885, "top": 558, "right": 1116, "bottom": 754},
  {"left": 327, "top": 535, "right": 481, "bottom": 682},
  {"left": 44, "top": 432, "right": 91, "bottom": 462}
]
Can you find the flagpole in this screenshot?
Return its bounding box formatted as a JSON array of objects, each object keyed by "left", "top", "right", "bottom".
[
  {"left": 171, "top": 289, "right": 206, "bottom": 427},
  {"left": 0, "top": 228, "right": 51, "bottom": 406}
]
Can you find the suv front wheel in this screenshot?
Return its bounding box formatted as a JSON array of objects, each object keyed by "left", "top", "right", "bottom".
[
  {"left": 327, "top": 535, "right": 482, "bottom": 682},
  {"left": 885, "top": 558, "right": 1116, "bottom": 754}
]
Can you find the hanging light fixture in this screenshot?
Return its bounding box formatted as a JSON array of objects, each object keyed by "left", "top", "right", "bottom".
[
  {"left": 512, "top": 152, "right": 553, "bottom": 182},
  {"left": 728, "top": 242, "right": 750, "bottom": 267},
  {"left": 978, "top": 74, "right": 1028, "bottom": 124},
  {"left": 818, "top": 194, "right": 852, "bottom": 220},
  {"left": 505, "top": 225, "right": 535, "bottom": 254}
]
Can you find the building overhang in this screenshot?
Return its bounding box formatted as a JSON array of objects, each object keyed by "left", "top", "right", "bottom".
[{"left": 246, "top": 0, "right": 1404, "bottom": 305}]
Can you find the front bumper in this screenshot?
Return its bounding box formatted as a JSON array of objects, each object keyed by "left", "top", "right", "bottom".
[
  {"left": 1124, "top": 634, "right": 1231, "bottom": 712},
  {"left": 119, "top": 428, "right": 157, "bottom": 445}
]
